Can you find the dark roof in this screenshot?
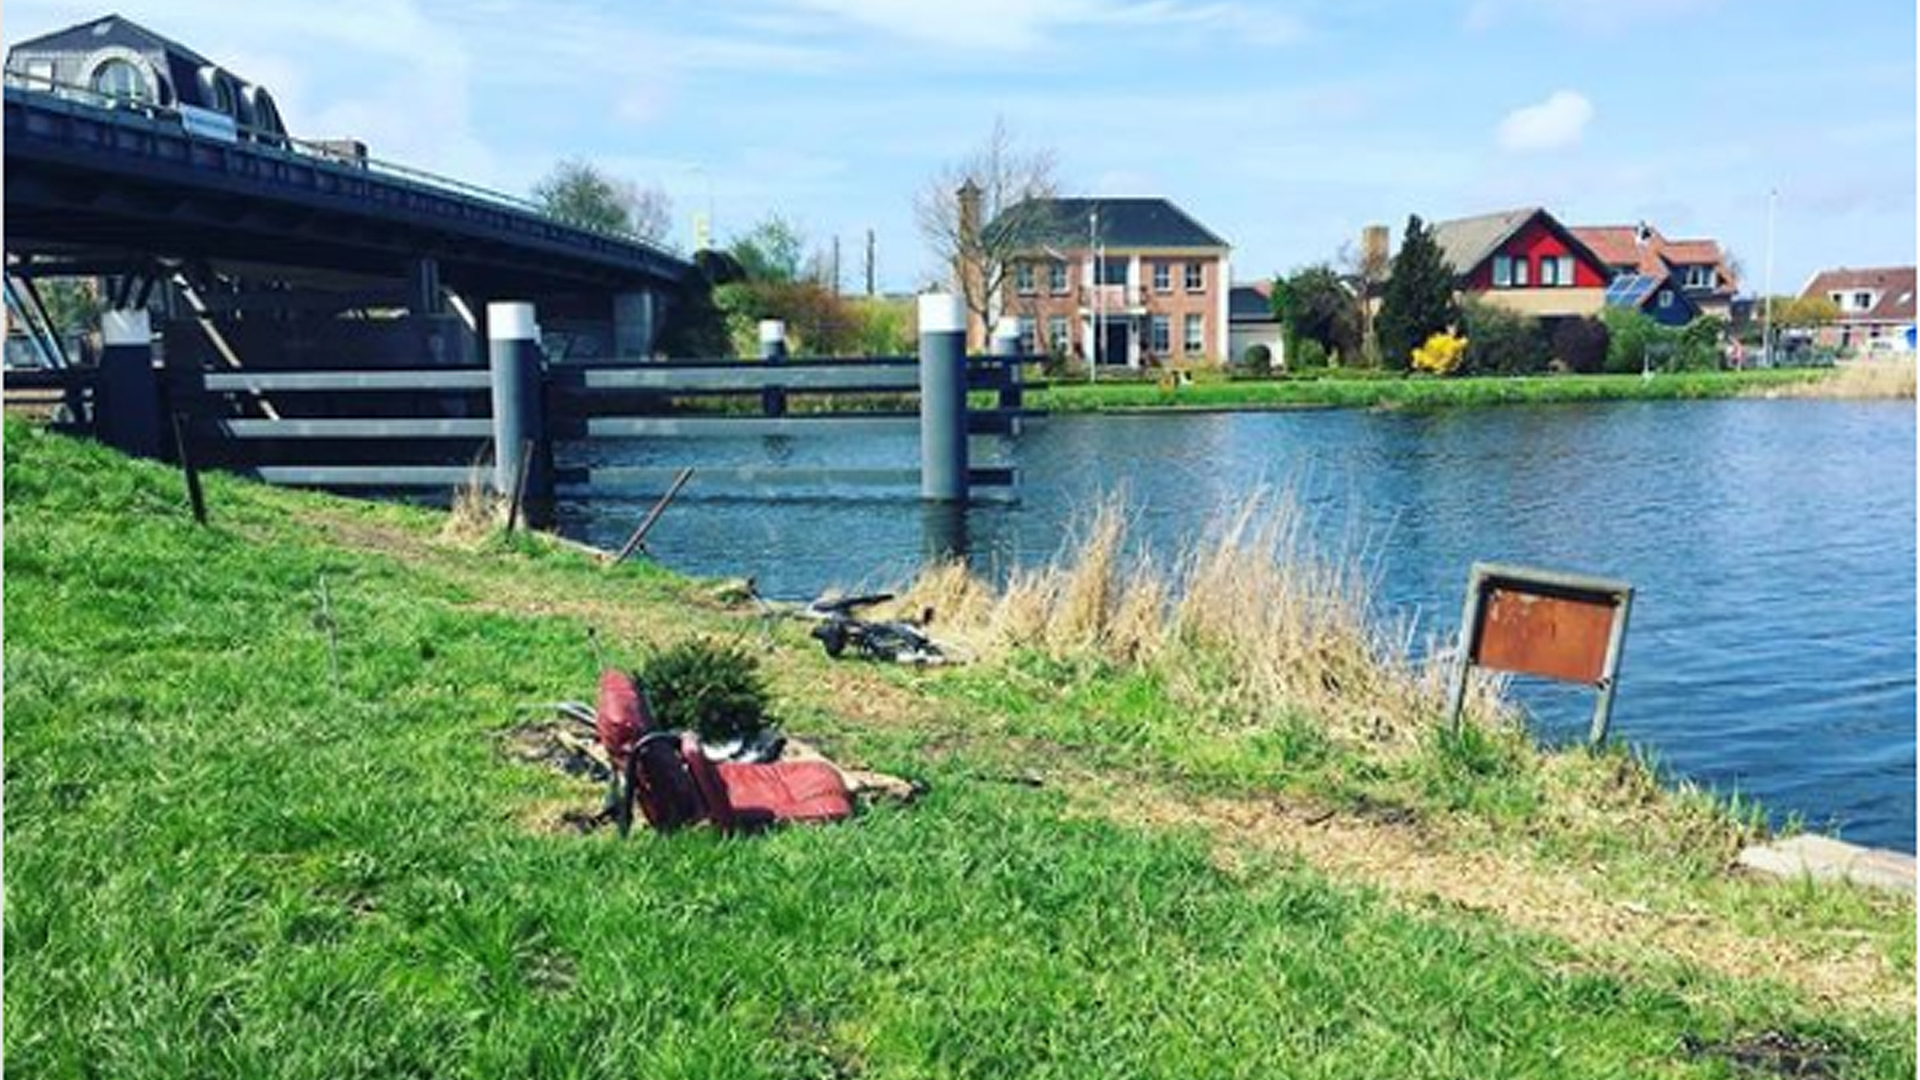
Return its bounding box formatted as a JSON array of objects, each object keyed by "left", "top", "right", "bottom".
[
  {"left": 9, "top": 13, "right": 216, "bottom": 69},
  {"left": 1430, "top": 206, "right": 1615, "bottom": 285},
  {"left": 1802, "top": 266, "right": 1917, "bottom": 323},
  {"left": 1229, "top": 283, "right": 1276, "bottom": 322},
  {"left": 1429, "top": 208, "right": 1541, "bottom": 275},
  {"left": 988, "top": 197, "right": 1228, "bottom": 251}
]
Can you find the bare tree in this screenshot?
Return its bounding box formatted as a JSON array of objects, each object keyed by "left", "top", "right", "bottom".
[
  {"left": 1336, "top": 230, "right": 1392, "bottom": 362},
  {"left": 914, "top": 118, "right": 1059, "bottom": 339},
  {"left": 628, "top": 186, "right": 674, "bottom": 247}
]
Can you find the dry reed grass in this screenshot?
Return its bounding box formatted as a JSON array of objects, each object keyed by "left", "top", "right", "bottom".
[
  {"left": 895, "top": 493, "right": 1511, "bottom": 748},
  {"left": 439, "top": 461, "right": 508, "bottom": 547},
  {"left": 1760, "top": 359, "right": 1916, "bottom": 400}
]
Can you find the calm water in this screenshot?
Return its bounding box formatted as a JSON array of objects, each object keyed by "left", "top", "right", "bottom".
[{"left": 559, "top": 400, "right": 1918, "bottom": 851}]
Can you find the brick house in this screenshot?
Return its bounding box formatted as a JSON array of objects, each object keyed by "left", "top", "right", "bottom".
[
  {"left": 1428, "top": 207, "right": 1612, "bottom": 320},
  {"left": 979, "top": 196, "right": 1231, "bottom": 368},
  {"left": 1799, "top": 266, "right": 1917, "bottom": 354},
  {"left": 1571, "top": 223, "right": 1739, "bottom": 321}
]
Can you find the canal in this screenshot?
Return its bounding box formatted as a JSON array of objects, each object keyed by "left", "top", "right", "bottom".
[{"left": 559, "top": 398, "right": 1917, "bottom": 851}]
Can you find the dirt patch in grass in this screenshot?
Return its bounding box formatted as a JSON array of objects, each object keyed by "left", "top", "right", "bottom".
[
  {"left": 1680, "top": 1029, "right": 1842, "bottom": 1079},
  {"left": 1087, "top": 784, "right": 1911, "bottom": 1014}
]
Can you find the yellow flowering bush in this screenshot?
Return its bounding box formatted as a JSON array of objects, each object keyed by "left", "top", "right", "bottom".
[{"left": 1411, "top": 329, "right": 1469, "bottom": 376}]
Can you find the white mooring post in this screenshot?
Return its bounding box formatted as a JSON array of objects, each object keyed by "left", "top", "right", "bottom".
[
  {"left": 487, "top": 301, "right": 551, "bottom": 526},
  {"left": 98, "top": 309, "right": 162, "bottom": 459},
  {"left": 917, "top": 293, "right": 968, "bottom": 503},
  {"left": 758, "top": 318, "right": 788, "bottom": 417},
  {"left": 991, "top": 315, "right": 1021, "bottom": 359}
]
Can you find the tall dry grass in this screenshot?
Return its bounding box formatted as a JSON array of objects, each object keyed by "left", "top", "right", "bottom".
[
  {"left": 1761, "top": 359, "right": 1916, "bottom": 400},
  {"left": 439, "top": 459, "right": 508, "bottom": 547},
  {"left": 896, "top": 494, "right": 1510, "bottom": 749}
]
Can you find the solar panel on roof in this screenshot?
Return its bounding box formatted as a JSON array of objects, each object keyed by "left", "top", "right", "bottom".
[{"left": 1604, "top": 274, "right": 1660, "bottom": 307}]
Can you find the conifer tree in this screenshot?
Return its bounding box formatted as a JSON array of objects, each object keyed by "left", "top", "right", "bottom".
[{"left": 1377, "top": 215, "right": 1460, "bottom": 369}]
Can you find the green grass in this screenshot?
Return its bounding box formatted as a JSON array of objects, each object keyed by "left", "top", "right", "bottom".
[
  {"left": 1028, "top": 369, "right": 1826, "bottom": 412},
  {"left": 5, "top": 418, "right": 1913, "bottom": 1078}
]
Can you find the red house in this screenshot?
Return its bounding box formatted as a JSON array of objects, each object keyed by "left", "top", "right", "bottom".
[{"left": 1428, "top": 207, "right": 1612, "bottom": 319}]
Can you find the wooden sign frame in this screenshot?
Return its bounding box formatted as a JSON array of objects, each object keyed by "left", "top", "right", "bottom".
[{"left": 1446, "top": 562, "right": 1635, "bottom": 745}]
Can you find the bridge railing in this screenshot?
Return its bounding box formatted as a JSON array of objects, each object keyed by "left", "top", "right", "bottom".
[{"left": 1, "top": 75, "right": 681, "bottom": 259}]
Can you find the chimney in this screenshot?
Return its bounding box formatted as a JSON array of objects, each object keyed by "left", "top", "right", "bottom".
[
  {"left": 956, "top": 179, "right": 986, "bottom": 347},
  {"left": 1362, "top": 224, "right": 1390, "bottom": 273}
]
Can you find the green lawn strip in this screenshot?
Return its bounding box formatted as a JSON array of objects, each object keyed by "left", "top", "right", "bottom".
[
  {"left": 5, "top": 420, "right": 1912, "bottom": 1078},
  {"left": 1028, "top": 370, "right": 1825, "bottom": 412}
]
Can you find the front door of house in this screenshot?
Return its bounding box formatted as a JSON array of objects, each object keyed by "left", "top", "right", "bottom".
[{"left": 1102, "top": 320, "right": 1130, "bottom": 368}]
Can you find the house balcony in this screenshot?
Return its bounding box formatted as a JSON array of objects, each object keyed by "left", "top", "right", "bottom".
[{"left": 1079, "top": 283, "right": 1149, "bottom": 313}]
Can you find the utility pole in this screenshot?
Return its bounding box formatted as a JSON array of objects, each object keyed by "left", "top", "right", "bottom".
[
  {"left": 1089, "top": 206, "right": 1101, "bottom": 384},
  {"left": 864, "top": 229, "right": 876, "bottom": 297},
  {"left": 1761, "top": 188, "right": 1778, "bottom": 366},
  {"left": 831, "top": 236, "right": 842, "bottom": 296}
]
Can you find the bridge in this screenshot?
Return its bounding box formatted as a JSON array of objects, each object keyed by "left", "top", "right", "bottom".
[{"left": 4, "top": 81, "right": 693, "bottom": 368}]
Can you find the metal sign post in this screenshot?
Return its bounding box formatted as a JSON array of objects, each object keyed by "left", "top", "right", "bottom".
[{"left": 1446, "top": 562, "right": 1635, "bottom": 745}]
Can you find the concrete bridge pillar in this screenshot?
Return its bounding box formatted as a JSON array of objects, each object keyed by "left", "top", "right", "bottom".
[
  {"left": 917, "top": 293, "right": 968, "bottom": 503},
  {"left": 612, "top": 290, "right": 657, "bottom": 359}
]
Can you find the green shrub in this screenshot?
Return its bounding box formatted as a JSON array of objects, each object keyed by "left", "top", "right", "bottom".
[
  {"left": 1293, "top": 339, "right": 1330, "bottom": 370},
  {"left": 1241, "top": 343, "right": 1274, "bottom": 377},
  {"left": 1673, "top": 316, "right": 1727, "bottom": 372},
  {"left": 1600, "top": 307, "right": 1661, "bottom": 374},
  {"left": 1551, "top": 317, "right": 1610, "bottom": 374},
  {"left": 638, "top": 637, "right": 774, "bottom": 743},
  {"left": 1460, "top": 299, "right": 1547, "bottom": 375}
]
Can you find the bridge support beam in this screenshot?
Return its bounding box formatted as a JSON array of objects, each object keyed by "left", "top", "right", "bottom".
[
  {"left": 98, "top": 310, "right": 163, "bottom": 460},
  {"left": 917, "top": 293, "right": 968, "bottom": 503},
  {"left": 488, "top": 302, "right": 553, "bottom": 528},
  {"left": 409, "top": 258, "right": 443, "bottom": 316},
  {"left": 613, "top": 290, "right": 657, "bottom": 358}
]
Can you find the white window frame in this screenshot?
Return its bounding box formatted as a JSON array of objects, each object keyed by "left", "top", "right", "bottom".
[
  {"left": 1184, "top": 262, "right": 1205, "bottom": 293},
  {"left": 1658, "top": 290, "right": 1674, "bottom": 309},
  {"left": 1539, "top": 257, "right": 1559, "bottom": 287},
  {"left": 1047, "top": 314, "right": 1069, "bottom": 350},
  {"left": 1183, "top": 313, "right": 1205, "bottom": 354},
  {"left": 1017, "top": 316, "right": 1038, "bottom": 354},
  {"left": 1512, "top": 257, "right": 1529, "bottom": 287},
  {"left": 1152, "top": 262, "right": 1171, "bottom": 293},
  {"left": 1048, "top": 261, "right": 1068, "bottom": 294},
  {"left": 1150, "top": 314, "right": 1171, "bottom": 354},
  {"left": 1557, "top": 255, "right": 1575, "bottom": 288},
  {"left": 1492, "top": 255, "right": 1512, "bottom": 288},
  {"left": 1853, "top": 290, "right": 1874, "bottom": 311},
  {"left": 1015, "top": 262, "right": 1036, "bottom": 296}
]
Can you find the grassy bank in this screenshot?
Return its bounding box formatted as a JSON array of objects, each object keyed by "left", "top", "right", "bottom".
[
  {"left": 1028, "top": 368, "right": 1832, "bottom": 412},
  {"left": 6, "top": 418, "right": 1913, "bottom": 1078}
]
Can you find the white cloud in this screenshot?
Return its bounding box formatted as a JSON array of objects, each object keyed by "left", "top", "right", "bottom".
[
  {"left": 1496, "top": 90, "right": 1593, "bottom": 152},
  {"left": 771, "top": 0, "right": 1302, "bottom": 50}
]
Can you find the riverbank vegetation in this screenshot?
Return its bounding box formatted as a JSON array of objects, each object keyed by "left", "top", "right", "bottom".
[
  {"left": 7, "top": 418, "right": 1913, "bottom": 1078},
  {"left": 1027, "top": 367, "right": 1827, "bottom": 411}
]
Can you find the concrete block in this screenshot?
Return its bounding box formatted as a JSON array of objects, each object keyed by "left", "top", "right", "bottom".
[{"left": 1736, "top": 835, "right": 1916, "bottom": 893}]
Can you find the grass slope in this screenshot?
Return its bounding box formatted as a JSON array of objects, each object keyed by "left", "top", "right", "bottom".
[{"left": 5, "top": 419, "right": 1912, "bottom": 1079}]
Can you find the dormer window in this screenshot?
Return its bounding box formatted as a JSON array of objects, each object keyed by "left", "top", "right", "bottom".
[
  {"left": 90, "top": 57, "right": 153, "bottom": 103},
  {"left": 1683, "top": 265, "right": 1717, "bottom": 290},
  {"left": 1853, "top": 291, "right": 1874, "bottom": 311}
]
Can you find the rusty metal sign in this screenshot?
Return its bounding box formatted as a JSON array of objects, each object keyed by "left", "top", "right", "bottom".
[{"left": 1447, "top": 563, "right": 1635, "bottom": 744}]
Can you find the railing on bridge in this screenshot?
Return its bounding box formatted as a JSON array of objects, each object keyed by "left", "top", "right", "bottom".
[
  {"left": 4, "top": 296, "right": 1030, "bottom": 520},
  {"left": 2, "top": 72, "right": 681, "bottom": 261}
]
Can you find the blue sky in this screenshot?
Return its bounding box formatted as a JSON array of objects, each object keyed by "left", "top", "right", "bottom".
[{"left": 8, "top": 0, "right": 1915, "bottom": 293}]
